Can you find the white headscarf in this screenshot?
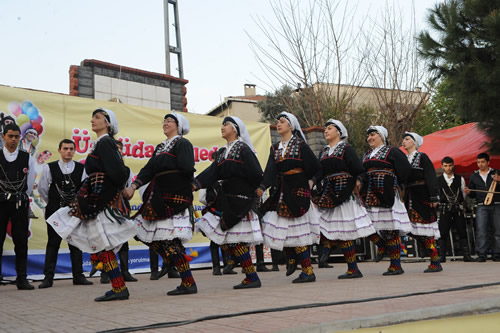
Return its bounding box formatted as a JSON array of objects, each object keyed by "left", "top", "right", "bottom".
[
  {"left": 277, "top": 112, "right": 306, "bottom": 143},
  {"left": 94, "top": 107, "right": 119, "bottom": 135},
  {"left": 24, "top": 128, "right": 38, "bottom": 137},
  {"left": 403, "top": 131, "right": 424, "bottom": 149},
  {"left": 165, "top": 112, "right": 190, "bottom": 136},
  {"left": 325, "top": 119, "right": 348, "bottom": 140},
  {"left": 367, "top": 125, "right": 388, "bottom": 144},
  {"left": 223, "top": 116, "right": 255, "bottom": 153}
]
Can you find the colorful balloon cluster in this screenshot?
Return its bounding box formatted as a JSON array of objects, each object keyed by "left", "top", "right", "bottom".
[{"left": 7, "top": 101, "right": 44, "bottom": 138}]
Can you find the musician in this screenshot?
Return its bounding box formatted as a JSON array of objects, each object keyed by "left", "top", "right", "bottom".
[{"left": 464, "top": 153, "right": 500, "bottom": 262}]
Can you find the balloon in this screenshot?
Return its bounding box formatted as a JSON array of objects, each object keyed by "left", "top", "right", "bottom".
[
  {"left": 32, "top": 115, "right": 44, "bottom": 124},
  {"left": 16, "top": 114, "right": 30, "bottom": 126},
  {"left": 32, "top": 123, "right": 43, "bottom": 135},
  {"left": 21, "top": 101, "right": 33, "bottom": 111},
  {"left": 8, "top": 102, "right": 22, "bottom": 116},
  {"left": 20, "top": 122, "right": 32, "bottom": 136},
  {"left": 25, "top": 106, "right": 39, "bottom": 120}
]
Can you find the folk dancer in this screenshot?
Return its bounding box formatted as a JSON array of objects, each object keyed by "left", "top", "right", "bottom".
[
  {"left": 312, "top": 119, "right": 377, "bottom": 279},
  {"left": 113, "top": 140, "right": 138, "bottom": 283},
  {"left": 361, "top": 126, "right": 411, "bottom": 275},
  {"left": 402, "top": 132, "right": 442, "bottom": 273},
  {"left": 47, "top": 108, "right": 137, "bottom": 301},
  {"left": 257, "top": 112, "right": 321, "bottom": 283},
  {"left": 194, "top": 116, "right": 264, "bottom": 289},
  {"left": 123, "top": 112, "right": 197, "bottom": 295}
]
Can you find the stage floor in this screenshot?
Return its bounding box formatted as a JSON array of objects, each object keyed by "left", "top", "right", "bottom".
[{"left": 1, "top": 260, "right": 500, "bottom": 332}]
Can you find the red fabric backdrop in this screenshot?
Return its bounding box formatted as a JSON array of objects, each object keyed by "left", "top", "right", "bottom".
[{"left": 416, "top": 123, "right": 499, "bottom": 181}]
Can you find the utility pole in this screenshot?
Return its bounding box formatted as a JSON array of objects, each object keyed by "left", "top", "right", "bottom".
[{"left": 164, "top": 0, "right": 184, "bottom": 79}]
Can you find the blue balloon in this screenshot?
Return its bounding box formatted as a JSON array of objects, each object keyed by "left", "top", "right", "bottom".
[
  {"left": 25, "top": 106, "right": 39, "bottom": 121},
  {"left": 21, "top": 101, "right": 33, "bottom": 112}
]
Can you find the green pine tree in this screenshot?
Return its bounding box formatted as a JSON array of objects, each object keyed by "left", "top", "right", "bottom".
[
  {"left": 414, "top": 78, "right": 467, "bottom": 136},
  {"left": 418, "top": 0, "right": 500, "bottom": 152}
]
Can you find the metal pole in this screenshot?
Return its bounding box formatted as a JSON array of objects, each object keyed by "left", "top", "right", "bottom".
[
  {"left": 172, "top": 0, "right": 183, "bottom": 78},
  {"left": 163, "top": 0, "right": 170, "bottom": 75}
]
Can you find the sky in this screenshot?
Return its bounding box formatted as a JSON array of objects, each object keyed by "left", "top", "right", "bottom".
[{"left": 0, "top": 0, "right": 439, "bottom": 115}]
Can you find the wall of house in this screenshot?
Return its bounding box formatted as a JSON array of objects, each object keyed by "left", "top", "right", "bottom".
[
  {"left": 210, "top": 101, "right": 262, "bottom": 123},
  {"left": 69, "top": 59, "right": 188, "bottom": 112},
  {"left": 229, "top": 102, "right": 262, "bottom": 122},
  {"left": 314, "top": 83, "right": 429, "bottom": 117}
]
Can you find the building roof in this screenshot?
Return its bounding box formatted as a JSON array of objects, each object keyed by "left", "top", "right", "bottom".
[
  {"left": 206, "top": 95, "right": 266, "bottom": 116},
  {"left": 80, "top": 59, "right": 188, "bottom": 85}
]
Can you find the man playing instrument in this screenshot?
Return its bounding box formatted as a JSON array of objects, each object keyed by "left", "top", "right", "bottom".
[{"left": 464, "top": 153, "right": 500, "bottom": 262}]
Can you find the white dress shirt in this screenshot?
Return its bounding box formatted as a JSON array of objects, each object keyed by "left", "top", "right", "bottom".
[
  {"left": 38, "top": 159, "right": 87, "bottom": 203},
  {"left": 443, "top": 172, "right": 467, "bottom": 199},
  {"left": 2, "top": 147, "right": 36, "bottom": 195},
  {"left": 479, "top": 168, "right": 493, "bottom": 185}
]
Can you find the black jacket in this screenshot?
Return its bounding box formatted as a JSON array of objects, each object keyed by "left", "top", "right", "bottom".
[{"left": 468, "top": 169, "right": 500, "bottom": 205}]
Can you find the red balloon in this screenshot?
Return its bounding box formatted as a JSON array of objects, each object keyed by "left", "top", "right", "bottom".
[
  {"left": 32, "top": 123, "right": 43, "bottom": 135},
  {"left": 32, "top": 115, "right": 44, "bottom": 124}
]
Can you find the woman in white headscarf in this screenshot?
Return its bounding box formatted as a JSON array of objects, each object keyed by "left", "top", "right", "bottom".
[
  {"left": 401, "top": 131, "right": 442, "bottom": 273},
  {"left": 257, "top": 112, "right": 321, "bottom": 284},
  {"left": 360, "top": 125, "right": 412, "bottom": 276},
  {"left": 123, "top": 112, "right": 198, "bottom": 296},
  {"left": 47, "top": 107, "right": 137, "bottom": 301},
  {"left": 312, "top": 119, "right": 376, "bottom": 279},
  {"left": 19, "top": 128, "right": 38, "bottom": 156},
  {"left": 193, "top": 116, "right": 264, "bottom": 289}
]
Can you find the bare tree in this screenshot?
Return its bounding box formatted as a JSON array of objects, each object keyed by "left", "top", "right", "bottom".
[
  {"left": 249, "top": 0, "right": 432, "bottom": 147},
  {"left": 363, "top": 2, "right": 432, "bottom": 145},
  {"left": 248, "top": 0, "right": 371, "bottom": 127}
]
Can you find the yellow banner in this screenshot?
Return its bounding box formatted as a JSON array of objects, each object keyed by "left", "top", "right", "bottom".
[{"left": 0, "top": 85, "right": 271, "bottom": 251}]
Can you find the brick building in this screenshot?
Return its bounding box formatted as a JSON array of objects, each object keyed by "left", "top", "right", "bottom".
[{"left": 69, "top": 59, "right": 188, "bottom": 112}]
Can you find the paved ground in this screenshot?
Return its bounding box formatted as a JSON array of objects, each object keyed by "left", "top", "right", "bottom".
[{"left": 1, "top": 259, "right": 500, "bottom": 333}]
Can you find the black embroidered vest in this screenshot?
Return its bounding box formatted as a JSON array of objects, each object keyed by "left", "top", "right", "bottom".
[
  {"left": 438, "top": 174, "right": 464, "bottom": 204},
  {"left": 0, "top": 150, "right": 29, "bottom": 203},
  {"left": 45, "top": 161, "right": 84, "bottom": 218}
]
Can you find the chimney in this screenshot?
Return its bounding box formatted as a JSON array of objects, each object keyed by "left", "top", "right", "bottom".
[{"left": 244, "top": 84, "right": 256, "bottom": 97}]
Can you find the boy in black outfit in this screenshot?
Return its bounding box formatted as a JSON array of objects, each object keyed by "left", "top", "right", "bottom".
[{"left": 437, "top": 156, "right": 474, "bottom": 262}]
